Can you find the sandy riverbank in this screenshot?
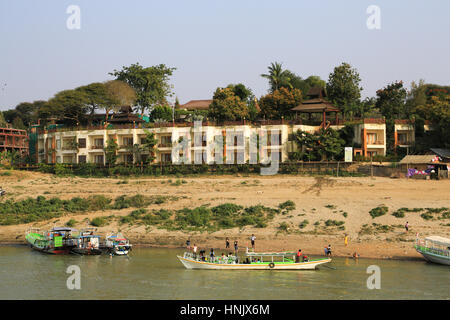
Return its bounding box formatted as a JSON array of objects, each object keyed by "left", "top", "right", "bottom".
[{"left": 0, "top": 169, "right": 449, "bottom": 260}]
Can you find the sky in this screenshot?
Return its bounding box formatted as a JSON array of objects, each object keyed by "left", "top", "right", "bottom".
[{"left": 0, "top": 0, "right": 449, "bottom": 111}]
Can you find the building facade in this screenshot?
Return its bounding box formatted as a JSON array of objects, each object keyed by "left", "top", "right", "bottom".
[
  {"left": 33, "top": 120, "right": 389, "bottom": 165},
  {"left": 0, "top": 127, "right": 29, "bottom": 154}
]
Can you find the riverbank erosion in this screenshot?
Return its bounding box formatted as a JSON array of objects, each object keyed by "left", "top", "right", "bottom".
[{"left": 1, "top": 169, "right": 449, "bottom": 260}]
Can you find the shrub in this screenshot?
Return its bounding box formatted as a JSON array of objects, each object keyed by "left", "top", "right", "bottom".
[
  {"left": 325, "top": 220, "right": 345, "bottom": 227},
  {"left": 65, "top": 219, "right": 77, "bottom": 227},
  {"left": 90, "top": 217, "right": 107, "bottom": 227},
  {"left": 369, "top": 206, "right": 388, "bottom": 219},
  {"left": 299, "top": 220, "right": 309, "bottom": 229},
  {"left": 279, "top": 200, "right": 295, "bottom": 211}
]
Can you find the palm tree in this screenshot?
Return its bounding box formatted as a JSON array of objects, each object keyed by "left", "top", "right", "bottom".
[{"left": 260, "top": 62, "right": 292, "bottom": 92}]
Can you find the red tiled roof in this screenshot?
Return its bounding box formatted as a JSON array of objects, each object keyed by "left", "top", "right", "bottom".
[{"left": 179, "top": 100, "right": 213, "bottom": 110}]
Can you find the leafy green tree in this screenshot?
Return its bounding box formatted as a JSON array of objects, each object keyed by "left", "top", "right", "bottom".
[
  {"left": 326, "top": 63, "right": 363, "bottom": 115},
  {"left": 0, "top": 112, "right": 7, "bottom": 127},
  {"left": 76, "top": 82, "right": 111, "bottom": 125},
  {"left": 12, "top": 116, "right": 26, "bottom": 129},
  {"left": 261, "top": 62, "right": 292, "bottom": 92},
  {"left": 150, "top": 105, "right": 173, "bottom": 122},
  {"left": 258, "top": 87, "right": 302, "bottom": 119},
  {"left": 104, "top": 138, "right": 119, "bottom": 166},
  {"left": 209, "top": 87, "right": 249, "bottom": 122},
  {"left": 375, "top": 81, "right": 407, "bottom": 120},
  {"left": 140, "top": 130, "right": 158, "bottom": 164},
  {"left": 110, "top": 63, "right": 176, "bottom": 115},
  {"left": 47, "top": 89, "right": 90, "bottom": 125},
  {"left": 290, "top": 128, "right": 346, "bottom": 161}
]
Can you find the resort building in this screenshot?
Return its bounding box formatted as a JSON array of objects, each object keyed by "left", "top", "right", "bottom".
[
  {"left": 32, "top": 119, "right": 388, "bottom": 165},
  {"left": 0, "top": 126, "right": 29, "bottom": 155},
  {"left": 352, "top": 119, "right": 387, "bottom": 157},
  {"left": 394, "top": 120, "right": 415, "bottom": 149}
]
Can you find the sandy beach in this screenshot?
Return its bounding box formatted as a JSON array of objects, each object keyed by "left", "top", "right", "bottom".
[{"left": 1, "top": 169, "right": 449, "bottom": 260}]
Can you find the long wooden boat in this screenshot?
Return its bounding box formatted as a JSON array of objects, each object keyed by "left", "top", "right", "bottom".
[
  {"left": 71, "top": 228, "right": 102, "bottom": 255},
  {"left": 415, "top": 235, "right": 450, "bottom": 266},
  {"left": 177, "top": 251, "right": 331, "bottom": 270},
  {"left": 103, "top": 232, "right": 132, "bottom": 256},
  {"left": 25, "top": 227, "right": 77, "bottom": 255}
]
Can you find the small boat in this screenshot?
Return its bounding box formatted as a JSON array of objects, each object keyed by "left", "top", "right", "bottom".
[
  {"left": 71, "top": 228, "right": 102, "bottom": 255},
  {"left": 177, "top": 250, "right": 331, "bottom": 270},
  {"left": 415, "top": 235, "right": 450, "bottom": 266},
  {"left": 25, "top": 227, "right": 77, "bottom": 255},
  {"left": 104, "top": 232, "right": 132, "bottom": 256}
]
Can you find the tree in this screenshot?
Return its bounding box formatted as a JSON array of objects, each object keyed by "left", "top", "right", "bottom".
[
  {"left": 261, "top": 62, "right": 292, "bottom": 93},
  {"left": 110, "top": 63, "right": 176, "bottom": 115},
  {"left": 209, "top": 87, "right": 249, "bottom": 122},
  {"left": 290, "top": 128, "right": 346, "bottom": 161},
  {"left": 0, "top": 112, "right": 7, "bottom": 127},
  {"left": 104, "top": 80, "right": 136, "bottom": 123},
  {"left": 150, "top": 105, "right": 173, "bottom": 122},
  {"left": 258, "top": 87, "right": 303, "bottom": 120},
  {"left": 140, "top": 130, "right": 158, "bottom": 164},
  {"left": 76, "top": 82, "right": 111, "bottom": 125},
  {"left": 47, "top": 89, "right": 90, "bottom": 125},
  {"left": 104, "top": 138, "right": 119, "bottom": 166},
  {"left": 12, "top": 117, "right": 26, "bottom": 129},
  {"left": 326, "top": 63, "right": 363, "bottom": 115},
  {"left": 375, "top": 81, "right": 407, "bottom": 120}
]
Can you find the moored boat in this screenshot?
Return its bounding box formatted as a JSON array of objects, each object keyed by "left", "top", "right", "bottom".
[
  {"left": 415, "top": 235, "right": 450, "bottom": 266},
  {"left": 25, "top": 227, "right": 77, "bottom": 255},
  {"left": 177, "top": 250, "right": 331, "bottom": 270},
  {"left": 71, "top": 228, "right": 102, "bottom": 255},
  {"left": 104, "top": 232, "right": 132, "bottom": 256}
]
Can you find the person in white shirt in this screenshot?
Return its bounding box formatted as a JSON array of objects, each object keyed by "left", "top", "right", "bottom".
[{"left": 250, "top": 234, "right": 256, "bottom": 251}]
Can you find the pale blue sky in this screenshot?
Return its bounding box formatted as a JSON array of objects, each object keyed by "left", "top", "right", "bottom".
[{"left": 0, "top": 0, "right": 449, "bottom": 111}]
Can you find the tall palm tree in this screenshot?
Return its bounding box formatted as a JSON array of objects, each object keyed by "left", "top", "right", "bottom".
[{"left": 260, "top": 62, "right": 292, "bottom": 92}]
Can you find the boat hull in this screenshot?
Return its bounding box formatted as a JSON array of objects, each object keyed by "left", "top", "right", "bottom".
[
  {"left": 177, "top": 256, "right": 331, "bottom": 270},
  {"left": 416, "top": 249, "right": 450, "bottom": 266},
  {"left": 71, "top": 248, "right": 102, "bottom": 255}
]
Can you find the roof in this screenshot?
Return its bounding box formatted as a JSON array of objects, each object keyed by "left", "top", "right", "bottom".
[
  {"left": 51, "top": 227, "right": 77, "bottom": 232},
  {"left": 179, "top": 100, "right": 212, "bottom": 110},
  {"left": 430, "top": 148, "right": 450, "bottom": 158},
  {"left": 425, "top": 236, "right": 450, "bottom": 247},
  {"left": 291, "top": 99, "right": 340, "bottom": 113},
  {"left": 306, "top": 87, "right": 327, "bottom": 99},
  {"left": 399, "top": 155, "right": 438, "bottom": 164}
]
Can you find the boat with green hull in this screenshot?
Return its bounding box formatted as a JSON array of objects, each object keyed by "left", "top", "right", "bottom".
[
  {"left": 25, "top": 227, "right": 77, "bottom": 255},
  {"left": 415, "top": 235, "right": 450, "bottom": 266}
]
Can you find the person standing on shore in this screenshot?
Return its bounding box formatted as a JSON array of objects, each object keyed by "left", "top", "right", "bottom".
[
  {"left": 193, "top": 244, "right": 197, "bottom": 258},
  {"left": 186, "top": 239, "right": 191, "bottom": 249},
  {"left": 226, "top": 237, "right": 230, "bottom": 249},
  {"left": 250, "top": 234, "right": 256, "bottom": 251},
  {"left": 344, "top": 234, "right": 348, "bottom": 247},
  {"left": 326, "top": 244, "right": 332, "bottom": 256},
  {"left": 405, "top": 221, "right": 409, "bottom": 232},
  {"left": 234, "top": 240, "right": 238, "bottom": 255}
]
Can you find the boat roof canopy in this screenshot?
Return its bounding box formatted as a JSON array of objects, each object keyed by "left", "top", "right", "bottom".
[
  {"left": 51, "top": 227, "right": 78, "bottom": 232},
  {"left": 425, "top": 236, "right": 450, "bottom": 246},
  {"left": 245, "top": 251, "right": 297, "bottom": 257}
]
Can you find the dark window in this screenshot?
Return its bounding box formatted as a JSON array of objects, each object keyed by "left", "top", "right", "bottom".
[
  {"left": 78, "top": 155, "right": 87, "bottom": 163},
  {"left": 78, "top": 138, "right": 86, "bottom": 148}
]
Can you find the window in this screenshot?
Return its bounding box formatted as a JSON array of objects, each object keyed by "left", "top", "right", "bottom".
[
  {"left": 124, "top": 154, "right": 133, "bottom": 163},
  {"left": 56, "top": 139, "right": 61, "bottom": 150},
  {"left": 78, "top": 138, "right": 86, "bottom": 148},
  {"left": 267, "top": 131, "right": 281, "bottom": 146},
  {"left": 94, "top": 155, "right": 104, "bottom": 164},
  {"left": 93, "top": 138, "right": 104, "bottom": 148},
  {"left": 78, "top": 155, "right": 87, "bottom": 163},
  {"left": 367, "top": 133, "right": 377, "bottom": 144},
  {"left": 160, "top": 135, "right": 172, "bottom": 147},
  {"left": 193, "top": 132, "right": 207, "bottom": 147},
  {"left": 194, "top": 150, "right": 206, "bottom": 164},
  {"left": 123, "top": 137, "right": 133, "bottom": 146},
  {"left": 56, "top": 156, "right": 61, "bottom": 163},
  {"left": 161, "top": 153, "right": 172, "bottom": 163}
]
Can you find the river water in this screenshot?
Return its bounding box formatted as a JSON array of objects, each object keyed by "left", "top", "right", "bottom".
[{"left": 0, "top": 246, "right": 448, "bottom": 300}]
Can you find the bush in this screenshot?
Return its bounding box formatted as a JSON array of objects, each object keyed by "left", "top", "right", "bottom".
[
  {"left": 299, "top": 220, "right": 309, "bottom": 229},
  {"left": 279, "top": 200, "right": 296, "bottom": 211},
  {"left": 65, "top": 219, "right": 77, "bottom": 227},
  {"left": 90, "top": 217, "right": 107, "bottom": 227},
  {"left": 325, "top": 220, "right": 345, "bottom": 227},
  {"left": 369, "top": 206, "right": 388, "bottom": 219}
]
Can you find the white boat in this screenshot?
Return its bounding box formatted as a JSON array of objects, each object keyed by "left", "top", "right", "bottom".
[
  {"left": 415, "top": 235, "right": 450, "bottom": 266},
  {"left": 104, "top": 232, "right": 132, "bottom": 256},
  {"left": 177, "top": 251, "right": 331, "bottom": 270}
]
